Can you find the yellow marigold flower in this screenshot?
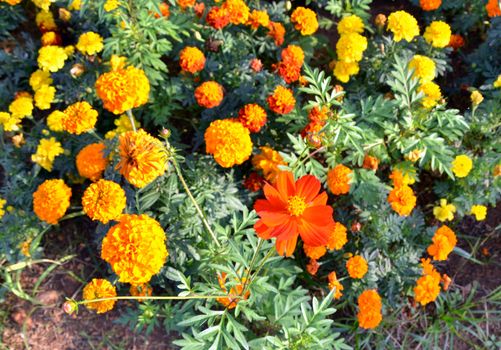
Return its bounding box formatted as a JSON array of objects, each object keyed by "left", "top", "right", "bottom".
[
  {"left": 0, "top": 112, "right": 21, "bottom": 132},
  {"left": 205, "top": 119, "right": 253, "bottom": 168},
  {"left": 46, "top": 110, "right": 66, "bottom": 132},
  {"left": 40, "top": 32, "right": 58, "bottom": 46},
  {"left": 104, "top": 0, "right": 119, "bottom": 12},
  {"left": 247, "top": 9, "right": 269, "bottom": 29},
  {"left": 76, "top": 32, "right": 104, "bottom": 55},
  {"left": 221, "top": 0, "right": 249, "bottom": 25},
  {"left": 346, "top": 255, "right": 368, "bottom": 279},
  {"left": 327, "top": 164, "right": 352, "bottom": 195},
  {"left": 470, "top": 205, "right": 487, "bottom": 221},
  {"left": 327, "top": 222, "right": 348, "bottom": 250},
  {"left": 68, "top": 0, "right": 81, "bottom": 11},
  {"left": 29, "top": 70, "right": 53, "bottom": 91},
  {"left": 333, "top": 60, "right": 360, "bottom": 83},
  {"left": 337, "top": 14, "right": 364, "bottom": 35},
  {"left": 38, "top": 45, "right": 68, "bottom": 72},
  {"left": 267, "top": 85, "right": 296, "bottom": 115},
  {"left": 494, "top": 75, "right": 501, "bottom": 88},
  {"left": 62, "top": 101, "right": 98, "bottom": 134},
  {"left": 36, "top": 11, "right": 57, "bottom": 32},
  {"left": 9, "top": 96, "right": 33, "bottom": 119},
  {"left": 238, "top": 103, "right": 267, "bottom": 133},
  {"left": 179, "top": 46, "right": 206, "bottom": 74},
  {"left": 357, "top": 290, "right": 382, "bottom": 329},
  {"left": 451, "top": 154, "right": 473, "bottom": 178},
  {"left": 328, "top": 272, "right": 344, "bottom": 300},
  {"left": 0, "top": 197, "right": 6, "bottom": 219},
  {"left": 414, "top": 261, "right": 441, "bottom": 306},
  {"left": 409, "top": 55, "right": 436, "bottom": 83},
  {"left": 32, "top": 0, "right": 53, "bottom": 11},
  {"left": 76, "top": 143, "right": 108, "bottom": 181},
  {"left": 290, "top": 7, "right": 318, "bottom": 36},
  {"left": 303, "top": 244, "right": 327, "bottom": 260},
  {"left": 427, "top": 225, "right": 457, "bottom": 261},
  {"left": 194, "top": 81, "right": 224, "bottom": 109},
  {"left": 95, "top": 65, "right": 150, "bottom": 114},
  {"left": 423, "top": 21, "right": 451, "bottom": 48},
  {"left": 336, "top": 33, "right": 368, "bottom": 63},
  {"left": 82, "top": 179, "right": 126, "bottom": 224},
  {"left": 433, "top": 199, "right": 456, "bottom": 222},
  {"left": 388, "top": 184, "right": 416, "bottom": 216},
  {"left": 31, "top": 137, "right": 64, "bottom": 171},
  {"left": 20, "top": 238, "right": 31, "bottom": 257},
  {"left": 101, "top": 214, "right": 168, "bottom": 284},
  {"left": 1, "top": 0, "right": 23, "bottom": 5},
  {"left": 33, "top": 179, "right": 71, "bottom": 224},
  {"left": 252, "top": 146, "right": 287, "bottom": 182},
  {"left": 117, "top": 129, "right": 167, "bottom": 188},
  {"left": 83, "top": 278, "right": 117, "bottom": 314},
  {"left": 34, "top": 85, "right": 55, "bottom": 110},
  {"left": 470, "top": 90, "right": 484, "bottom": 106},
  {"left": 420, "top": 0, "right": 441, "bottom": 11},
  {"left": 387, "top": 10, "right": 419, "bottom": 42},
  {"left": 389, "top": 169, "right": 415, "bottom": 187},
  {"left": 419, "top": 81, "right": 442, "bottom": 108},
  {"left": 105, "top": 114, "right": 140, "bottom": 139},
  {"left": 130, "top": 284, "right": 153, "bottom": 302}
]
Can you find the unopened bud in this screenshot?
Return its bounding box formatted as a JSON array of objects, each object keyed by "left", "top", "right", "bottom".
[
  {"left": 375, "top": 14, "right": 386, "bottom": 29},
  {"left": 351, "top": 221, "right": 361, "bottom": 232},
  {"left": 63, "top": 300, "right": 78, "bottom": 315}
]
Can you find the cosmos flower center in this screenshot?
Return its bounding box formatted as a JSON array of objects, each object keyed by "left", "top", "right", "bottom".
[{"left": 287, "top": 195, "right": 307, "bottom": 216}]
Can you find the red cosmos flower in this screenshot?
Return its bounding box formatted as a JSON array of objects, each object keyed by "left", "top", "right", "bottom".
[{"left": 254, "top": 171, "right": 334, "bottom": 256}]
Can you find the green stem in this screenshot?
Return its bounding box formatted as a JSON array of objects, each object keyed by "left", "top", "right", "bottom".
[
  {"left": 171, "top": 157, "right": 221, "bottom": 248},
  {"left": 59, "top": 210, "right": 85, "bottom": 222},
  {"left": 126, "top": 110, "right": 137, "bottom": 132},
  {"left": 78, "top": 293, "right": 233, "bottom": 305},
  {"left": 242, "top": 246, "right": 275, "bottom": 294},
  {"left": 241, "top": 239, "right": 264, "bottom": 292}
]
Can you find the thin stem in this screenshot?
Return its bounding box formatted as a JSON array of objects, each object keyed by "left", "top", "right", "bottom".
[
  {"left": 126, "top": 110, "right": 137, "bottom": 132},
  {"left": 59, "top": 210, "right": 85, "bottom": 222},
  {"left": 78, "top": 294, "right": 233, "bottom": 305},
  {"left": 242, "top": 246, "right": 275, "bottom": 294},
  {"left": 171, "top": 157, "right": 221, "bottom": 248},
  {"left": 241, "top": 239, "right": 264, "bottom": 292},
  {"left": 89, "top": 130, "right": 104, "bottom": 142}
]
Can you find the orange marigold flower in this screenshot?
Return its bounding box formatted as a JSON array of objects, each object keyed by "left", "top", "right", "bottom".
[
  {"left": 83, "top": 279, "right": 117, "bottom": 314},
  {"left": 414, "top": 259, "right": 441, "bottom": 306},
  {"left": 308, "top": 106, "right": 329, "bottom": 123},
  {"left": 427, "top": 225, "right": 457, "bottom": 261},
  {"left": 206, "top": 6, "right": 230, "bottom": 29},
  {"left": 205, "top": 119, "right": 252, "bottom": 168},
  {"left": 389, "top": 169, "right": 414, "bottom": 187},
  {"left": 238, "top": 103, "right": 267, "bottom": 133},
  {"left": 327, "top": 164, "right": 352, "bottom": 195},
  {"left": 346, "top": 255, "right": 368, "bottom": 279},
  {"left": 486, "top": 0, "right": 501, "bottom": 17},
  {"left": 276, "top": 62, "right": 302, "bottom": 84},
  {"left": 117, "top": 129, "right": 167, "bottom": 188},
  {"left": 388, "top": 185, "right": 416, "bottom": 216},
  {"left": 303, "top": 244, "right": 327, "bottom": 260},
  {"left": 101, "top": 214, "right": 168, "bottom": 284},
  {"left": 247, "top": 9, "right": 269, "bottom": 29},
  {"left": 420, "top": 0, "right": 441, "bottom": 11},
  {"left": 327, "top": 222, "right": 348, "bottom": 250},
  {"left": 130, "top": 283, "right": 153, "bottom": 302},
  {"left": 301, "top": 121, "right": 324, "bottom": 148},
  {"left": 275, "top": 45, "right": 304, "bottom": 83},
  {"left": 357, "top": 289, "right": 382, "bottom": 329},
  {"left": 254, "top": 171, "right": 335, "bottom": 257},
  {"left": 267, "top": 85, "right": 295, "bottom": 114},
  {"left": 363, "top": 155, "right": 379, "bottom": 171},
  {"left": 95, "top": 64, "right": 150, "bottom": 115},
  {"left": 448, "top": 34, "right": 465, "bottom": 50},
  {"left": 155, "top": 2, "right": 170, "bottom": 18},
  {"left": 216, "top": 272, "right": 250, "bottom": 309},
  {"left": 76, "top": 143, "right": 108, "bottom": 181},
  {"left": 252, "top": 146, "right": 287, "bottom": 182},
  {"left": 195, "top": 81, "right": 224, "bottom": 108},
  {"left": 33, "top": 179, "right": 71, "bottom": 225},
  {"left": 221, "top": 0, "right": 249, "bottom": 25},
  {"left": 179, "top": 46, "right": 206, "bottom": 74},
  {"left": 267, "top": 21, "right": 285, "bottom": 46},
  {"left": 62, "top": 101, "right": 97, "bottom": 134},
  {"left": 82, "top": 179, "right": 126, "bottom": 224},
  {"left": 177, "top": 0, "right": 195, "bottom": 10},
  {"left": 194, "top": 2, "right": 205, "bottom": 18},
  {"left": 250, "top": 58, "right": 263, "bottom": 72},
  {"left": 306, "top": 259, "right": 319, "bottom": 275},
  {"left": 281, "top": 44, "right": 305, "bottom": 66},
  {"left": 243, "top": 172, "right": 264, "bottom": 192},
  {"left": 328, "top": 271, "right": 344, "bottom": 299},
  {"left": 290, "top": 7, "right": 318, "bottom": 36}
]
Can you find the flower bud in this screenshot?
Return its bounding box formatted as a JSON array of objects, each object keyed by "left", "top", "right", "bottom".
[
  {"left": 470, "top": 90, "right": 483, "bottom": 106},
  {"left": 70, "top": 63, "right": 85, "bottom": 78},
  {"left": 63, "top": 300, "right": 78, "bottom": 315},
  {"left": 374, "top": 14, "right": 386, "bottom": 29},
  {"left": 351, "top": 221, "right": 361, "bottom": 232}
]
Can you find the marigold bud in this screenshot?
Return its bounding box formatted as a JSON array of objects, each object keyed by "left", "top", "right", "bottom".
[
  {"left": 70, "top": 63, "right": 85, "bottom": 78},
  {"left": 374, "top": 14, "right": 386, "bottom": 28},
  {"left": 63, "top": 300, "right": 78, "bottom": 315},
  {"left": 351, "top": 221, "right": 361, "bottom": 232}
]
